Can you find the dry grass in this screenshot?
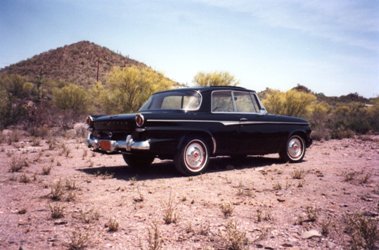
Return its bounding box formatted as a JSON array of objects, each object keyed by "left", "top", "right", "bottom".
[
  {"left": 65, "top": 191, "right": 76, "bottom": 202},
  {"left": 162, "top": 193, "right": 178, "bottom": 224},
  {"left": 256, "top": 208, "right": 272, "bottom": 223},
  {"left": 291, "top": 169, "right": 305, "bottom": 179},
  {"left": 297, "top": 206, "right": 318, "bottom": 224},
  {"left": 9, "top": 156, "right": 28, "bottom": 172},
  {"left": 359, "top": 173, "right": 371, "bottom": 184},
  {"left": 49, "top": 204, "right": 64, "bottom": 219},
  {"left": 133, "top": 186, "right": 144, "bottom": 203},
  {"left": 220, "top": 203, "right": 234, "bottom": 218},
  {"left": 41, "top": 165, "right": 52, "bottom": 175},
  {"left": 199, "top": 221, "right": 211, "bottom": 236},
  {"left": 76, "top": 209, "right": 100, "bottom": 224},
  {"left": 68, "top": 230, "right": 89, "bottom": 250},
  {"left": 222, "top": 220, "right": 248, "bottom": 250},
  {"left": 105, "top": 218, "right": 119, "bottom": 232},
  {"left": 50, "top": 179, "right": 65, "bottom": 201},
  {"left": 343, "top": 171, "right": 358, "bottom": 182},
  {"left": 272, "top": 182, "right": 282, "bottom": 191},
  {"left": 147, "top": 222, "right": 162, "bottom": 250},
  {"left": 344, "top": 213, "right": 378, "bottom": 250},
  {"left": 19, "top": 173, "right": 31, "bottom": 183},
  {"left": 65, "top": 178, "right": 77, "bottom": 190}
]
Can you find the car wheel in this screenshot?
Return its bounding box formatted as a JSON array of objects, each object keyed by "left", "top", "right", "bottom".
[
  {"left": 122, "top": 154, "right": 154, "bottom": 169},
  {"left": 279, "top": 135, "right": 306, "bottom": 163},
  {"left": 175, "top": 137, "right": 209, "bottom": 176}
]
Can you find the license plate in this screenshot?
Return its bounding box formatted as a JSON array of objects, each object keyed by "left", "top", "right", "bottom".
[{"left": 99, "top": 140, "right": 111, "bottom": 151}]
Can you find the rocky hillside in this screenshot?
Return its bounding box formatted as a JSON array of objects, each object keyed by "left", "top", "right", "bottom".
[{"left": 0, "top": 41, "right": 145, "bottom": 86}]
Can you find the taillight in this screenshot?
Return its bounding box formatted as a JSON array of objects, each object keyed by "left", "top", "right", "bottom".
[{"left": 135, "top": 113, "right": 144, "bottom": 127}]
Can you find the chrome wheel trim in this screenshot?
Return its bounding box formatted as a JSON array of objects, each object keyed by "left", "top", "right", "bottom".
[
  {"left": 184, "top": 140, "right": 207, "bottom": 172},
  {"left": 287, "top": 137, "right": 304, "bottom": 160}
]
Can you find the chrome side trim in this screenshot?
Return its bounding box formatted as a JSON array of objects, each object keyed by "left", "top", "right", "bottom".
[{"left": 147, "top": 119, "right": 308, "bottom": 126}]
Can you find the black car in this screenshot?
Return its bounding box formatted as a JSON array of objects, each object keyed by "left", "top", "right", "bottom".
[{"left": 86, "top": 86, "right": 312, "bottom": 175}]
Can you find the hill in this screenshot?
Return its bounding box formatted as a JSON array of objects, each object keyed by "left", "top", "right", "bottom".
[{"left": 0, "top": 41, "right": 145, "bottom": 86}]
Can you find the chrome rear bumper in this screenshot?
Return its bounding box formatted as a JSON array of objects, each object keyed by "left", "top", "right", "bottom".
[{"left": 87, "top": 134, "right": 150, "bottom": 153}]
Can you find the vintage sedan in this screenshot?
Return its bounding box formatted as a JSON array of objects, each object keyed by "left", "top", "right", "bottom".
[{"left": 86, "top": 86, "right": 312, "bottom": 175}]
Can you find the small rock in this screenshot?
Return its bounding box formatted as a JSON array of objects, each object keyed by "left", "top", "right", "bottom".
[
  {"left": 281, "top": 243, "right": 293, "bottom": 247},
  {"left": 363, "top": 211, "right": 378, "bottom": 217},
  {"left": 327, "top": 241, "right": 336, "bottom": 249},
  {"left": 302, "top": 229, "right": 322, "bottom": 239},
  {"left": 54, "top": 220, "right": 67, "bottom": 225},
  {"left": 277, "top": 198, "right": 286, "bottom": 202}
]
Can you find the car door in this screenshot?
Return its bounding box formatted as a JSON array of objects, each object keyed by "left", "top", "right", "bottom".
[
  {"left": 233, "top": 91, "right": 281, "bottom": 154},
  {"left": 210, "top": 90, "right": 244, "bottom": 155}
]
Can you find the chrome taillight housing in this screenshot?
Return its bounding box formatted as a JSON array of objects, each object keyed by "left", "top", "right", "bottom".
[
  {"left": 135, "top": 113, "right": 145, "bottom": 127},
  {"left": 86, "top": 115, "right": 94, "bottom": 130}
]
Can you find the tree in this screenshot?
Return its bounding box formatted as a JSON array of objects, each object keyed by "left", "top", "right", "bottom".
[
  {"left": 105, "top": 66, "right": 174, "bottom": 113},
  {"left": 193, "top": 71, "right": 239, "bottom": 87}
]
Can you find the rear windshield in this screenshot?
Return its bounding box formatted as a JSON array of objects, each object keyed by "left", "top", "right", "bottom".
[{"left": 139, "top": 90, "right": 202, "bottom": 111}]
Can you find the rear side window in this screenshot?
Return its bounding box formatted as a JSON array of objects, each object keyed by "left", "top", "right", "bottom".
[
  {"left": 211, "top": 90, "right": 260, "bottom": 113},
  {"left": 139, "top": 90, "right": 202, "bottom": 111},
  {"left": 234, "top": 91, "right": 259, "bottom": 112},
  {"left": 211, "top": 91, "right": 234, "bottom": 112}
]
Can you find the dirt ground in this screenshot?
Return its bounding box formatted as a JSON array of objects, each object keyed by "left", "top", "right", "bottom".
[{"left": 0, "top": 131, "right": 378, "bottom": 250}]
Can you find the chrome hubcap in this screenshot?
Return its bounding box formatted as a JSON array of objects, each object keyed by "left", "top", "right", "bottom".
[
  {"left": 288, "top": 137, "right": 303, "bottom": 160},
  {"left": 184, "top": 141, "right": 207, "bottom": 171}
]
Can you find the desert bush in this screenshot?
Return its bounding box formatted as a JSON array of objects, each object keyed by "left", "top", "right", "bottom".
[
  {"left": 308, "top": 102, "right": 332, "bottom": 140},
  {"left": 103, "top": 65, "right": 174, "bottom": 113},
  {"left": 53, "top": 83, "right": 89, "bottom": 114},
  {"left": 329, "top": 103, "right": 371, "bottom": 138},
  {"left": 368, "top": 97, "right": 379, "bottom": 132},
  {"left": 0, "top": 74, "right": 37, "bottom": 128},
  {"left": 262, "top": 89, "right": 316, "bottom": 118}
]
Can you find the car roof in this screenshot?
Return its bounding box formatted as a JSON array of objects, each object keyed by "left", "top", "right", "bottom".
[{"left": 154, "top": 86, "right": 256, "bottom": 95}]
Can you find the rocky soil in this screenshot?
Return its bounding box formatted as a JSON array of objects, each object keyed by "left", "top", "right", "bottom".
[{"left": 0, "top": 131, "right": 378, "bottom": 249}]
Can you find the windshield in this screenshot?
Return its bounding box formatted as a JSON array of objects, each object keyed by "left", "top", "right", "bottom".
[{"left": 139, "top": 90, "right": 202, "bottom": 111}]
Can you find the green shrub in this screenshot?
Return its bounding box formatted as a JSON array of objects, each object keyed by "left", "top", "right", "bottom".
[{"left": 53, "top": 84, "right": 89, "bottom": 114}]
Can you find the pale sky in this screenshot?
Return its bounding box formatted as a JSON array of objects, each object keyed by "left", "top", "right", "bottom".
[{"left": 1, "top": 0, "right": 378, "bottom": 97}]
